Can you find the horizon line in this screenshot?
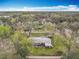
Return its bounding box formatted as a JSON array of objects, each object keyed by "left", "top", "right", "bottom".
[{"left": 0, "top": 5, "right": 79, "bottom": 11}]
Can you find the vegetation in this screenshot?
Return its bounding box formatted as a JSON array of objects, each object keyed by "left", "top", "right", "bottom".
[
  {"left": 62, "top": 51, "right": 79, "bottom": 59},
  {"left": 0, "top": 12, "right": 79, "bottom": 59}
]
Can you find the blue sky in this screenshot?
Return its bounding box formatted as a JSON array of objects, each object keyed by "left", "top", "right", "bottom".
[{"left": 0, "top": 0, "right": 79, "bottom": 11}]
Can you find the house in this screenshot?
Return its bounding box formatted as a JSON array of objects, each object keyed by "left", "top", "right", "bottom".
[{"left": 30, "top": 37, "right": 53, "bottom": 47}]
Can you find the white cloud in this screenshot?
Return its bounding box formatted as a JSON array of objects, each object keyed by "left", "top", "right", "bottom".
[{"left": 0, "top": 5, "right": 79, "bottom": 11}]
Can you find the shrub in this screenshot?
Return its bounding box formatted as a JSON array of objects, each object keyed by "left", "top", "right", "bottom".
[
  {"left": 0, "top": 52, "right": 24, "bottom": 59},
  {"left": 53, "top": 51, "right": 63, "bottom": 56},
  {"left": 62, "top": 51, "right": 79, "bottom": 59}
]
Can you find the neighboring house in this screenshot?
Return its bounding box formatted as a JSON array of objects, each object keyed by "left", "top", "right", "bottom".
[{"left": 30, "top": 37, "right": 53, "bottom": 47}]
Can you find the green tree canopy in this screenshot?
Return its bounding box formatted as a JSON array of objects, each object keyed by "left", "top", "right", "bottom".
[{"left": 0, "top": 25, "right": 12, "bottom": 39}]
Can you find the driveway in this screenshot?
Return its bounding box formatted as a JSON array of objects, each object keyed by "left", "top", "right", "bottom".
[{"left": 26, "top": 56, "right": 62, "bottom": 59}]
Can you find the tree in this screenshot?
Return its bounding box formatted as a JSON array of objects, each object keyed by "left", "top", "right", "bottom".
[
  {"left": 0, "top": 25, "right": 12, "bottom": 39},
  {"left": 11, "top": 31, "right": 30, "bottom": 59}
]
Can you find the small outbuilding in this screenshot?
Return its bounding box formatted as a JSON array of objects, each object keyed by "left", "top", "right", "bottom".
[{"left": 30, "top": 37, "right": 53, "bottom": 47}]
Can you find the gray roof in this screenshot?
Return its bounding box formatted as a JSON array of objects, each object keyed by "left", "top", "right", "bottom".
[{"left": 30, "top": 37, "right": 52, "bottom": 46}]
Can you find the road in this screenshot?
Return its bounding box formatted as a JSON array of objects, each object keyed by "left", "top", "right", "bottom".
[{"left": 26, "top": 56, "right": 62, "bottom": 59}]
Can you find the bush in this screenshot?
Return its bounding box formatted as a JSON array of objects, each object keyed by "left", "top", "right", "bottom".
[
  {"left": 53, "top": 51, "right": 63, "bottom": 56},
  {"left": 0, "top": 52, "right": 23, "bottom": 59},
  {"left": 62, "top": 51, "right": 79, "bottom": 59}
]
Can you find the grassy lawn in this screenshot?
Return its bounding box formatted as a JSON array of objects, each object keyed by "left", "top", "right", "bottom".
[
  {"left": 31, "top": 33, "right": 48, "bottom": 37},
  {"left": 27, "top": 33, "right": 66, "bottom": 56}
]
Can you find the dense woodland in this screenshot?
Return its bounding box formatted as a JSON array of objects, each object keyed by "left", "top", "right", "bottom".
[{"left": 0, "top": 12, "right": 79, "bottom": 59}]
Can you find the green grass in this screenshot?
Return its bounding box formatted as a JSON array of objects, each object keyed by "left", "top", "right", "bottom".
[
  {"left": 31, "top": 33, "right": 48, "bottom": 37},
  {"left": 27, "top": 33, "right": 66, "bottom": 56}
]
